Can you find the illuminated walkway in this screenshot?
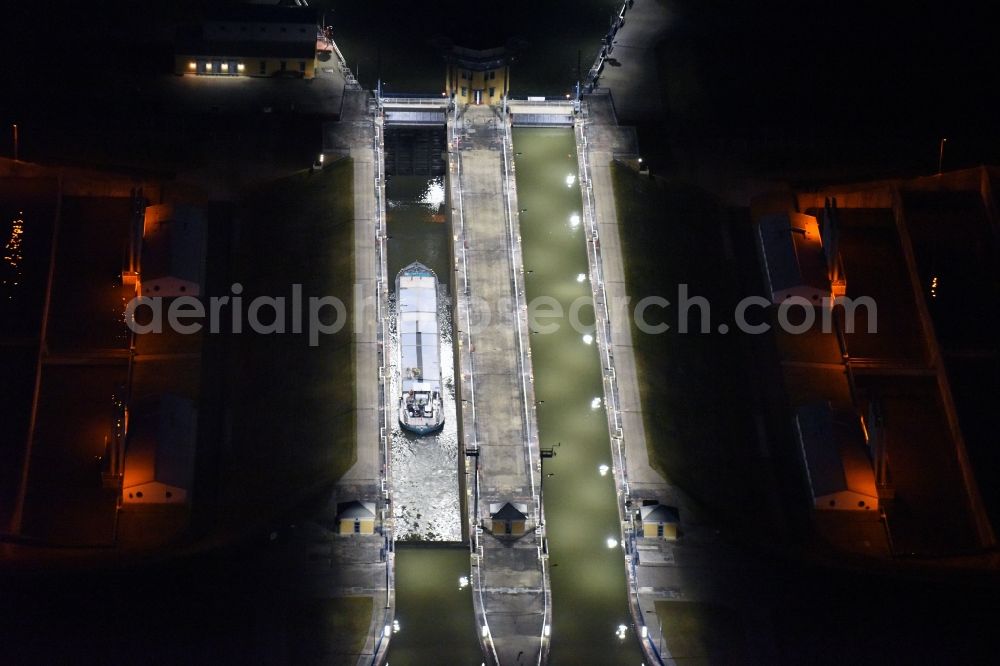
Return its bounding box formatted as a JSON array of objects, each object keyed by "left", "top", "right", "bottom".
[
  {"left": 323, "top": 89, "right": 395, "bottom": 665},
  {"left": 449, "top": 104, "right": 550, "bottom": 664}
]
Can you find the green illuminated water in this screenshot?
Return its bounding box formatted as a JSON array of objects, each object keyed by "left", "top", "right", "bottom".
[
  {"left": 513, "top": 127, "right": 645, "bottom": 663},
  {"left": 387, "top": 545, "right": 480, "bottom": 665}
]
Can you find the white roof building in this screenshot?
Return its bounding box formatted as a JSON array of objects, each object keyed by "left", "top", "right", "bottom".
[
  {"left": 756, "top": 212, "right": 832, "bottom": 305},
  {"left": 141, "top": 203, "right": 206, "bottom": 298},
  {"left": 795, "top": 402, "right": 878, "bottom": 511},
  {"left": 123, "top": 394, "right": 197, "bottom": 505}
]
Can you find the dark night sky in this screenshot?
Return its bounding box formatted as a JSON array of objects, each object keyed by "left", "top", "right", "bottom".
[
  {"left": 685, "top": 2, "right": 995, "bottom": 139},
  {"left": 1, "top": 0, "right": 997, "bottom": 172}
]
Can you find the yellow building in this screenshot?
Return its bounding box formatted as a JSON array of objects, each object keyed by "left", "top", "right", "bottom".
[
  {"left": 336, "top": 500, "right": 377, "bottom": 535},
  {"left": 175, "top": 3, "right": 319, "bottom": 79},
  {"left": 640, "top": 503, "right": 679, "bottom": 539},
  {"left": 489, "top": 502, "right": 528, "bottom": 537},
  {"left": 174, "top": 50, "right": 316, "bottom": 79},
  {"left": 444, "top": 45, "right": 511, "bottom": 105}
]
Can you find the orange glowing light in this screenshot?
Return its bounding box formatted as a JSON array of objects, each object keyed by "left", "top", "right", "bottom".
[{"left": 3, "top": 212, "right": 24, "bottom": 300}]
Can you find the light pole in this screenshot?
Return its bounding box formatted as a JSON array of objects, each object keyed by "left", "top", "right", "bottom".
[
  {"left": 465, "top": 444, "right": 480, "bottom": 548},
  {"left": 938, "top": 137, "right": 947, "bottom": 175},
  {"left": 539, "top": 448, "right": 554, "bottom": 531},
  {"left": 12, "top": 123, "right": 18, "bottom": 161}
]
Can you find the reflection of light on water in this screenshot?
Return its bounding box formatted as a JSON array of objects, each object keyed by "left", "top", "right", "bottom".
[
  {"left": 3, "top": 212, "right": 25, "bottom": 300},
  {"left": 4, "top": 212, "right": 24, "bottom": 270},
  {"left": 385, "top": 172, "right": 459, "bottom": 541},
  {"left": 389, "top": 284, "right": 462, "bottom": 541},
  {"left": 387, "top": 177, "right": 445, "bottom": 218},
  {"left": 420, "top": 178, "right": 446, "bottom": 208}
]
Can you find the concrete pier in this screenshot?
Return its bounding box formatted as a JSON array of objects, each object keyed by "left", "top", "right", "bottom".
[
  {"left": 450, "top": 104, "right": 550, "bottom": 665},
  {"left": 580, "top": 91, "right": 781, "bottom": 664},
  {"left": 323, "top": 89, "right": 395, "bottom": 666}
]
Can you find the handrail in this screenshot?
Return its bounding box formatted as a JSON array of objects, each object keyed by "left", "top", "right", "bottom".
[
  {"left": 370, "top": 106, "right": 396, "bottom": 666},
  {"left": 380, "top": 96, "right": 451, "bottom": 106},
  {"left": 500, "top": 113, "right": 539, "bottom": 515},
  {"left": 506, "top": 98, "right": 576, "bottom": 107},
  {"left": 582, "top": 0, "right": 633, "bottom": 91}
]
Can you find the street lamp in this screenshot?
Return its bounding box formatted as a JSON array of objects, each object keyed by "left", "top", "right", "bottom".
[
  {"left": 465, "top": 445, "right": 481, "bottom": 546},
  {"left": 540, "top": 447, "right": 555, "bottom": 528},
  {"left": 12, "top": 124, "right": 18, "bottom": 161},
  {"left": 938, "top": 138, "right": 947, "bottom": 175}
]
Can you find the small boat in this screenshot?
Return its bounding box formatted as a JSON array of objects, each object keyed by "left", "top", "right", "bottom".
[{"left": 396, "top": 261, "right": 445, "bottom": 435}]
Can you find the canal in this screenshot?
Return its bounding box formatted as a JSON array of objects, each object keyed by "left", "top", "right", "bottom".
[
  {"left": 513, "top": 126, "right": 645, "bottom": 663},
  {"left": 388, "top": 545, "right": 482, "bottom": 665},
  {"left": 383, "top": 126, "right": 481, "bottom": 662},
  {"left": 385, "top": 166, "right": 461, "bottom": 543}
]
